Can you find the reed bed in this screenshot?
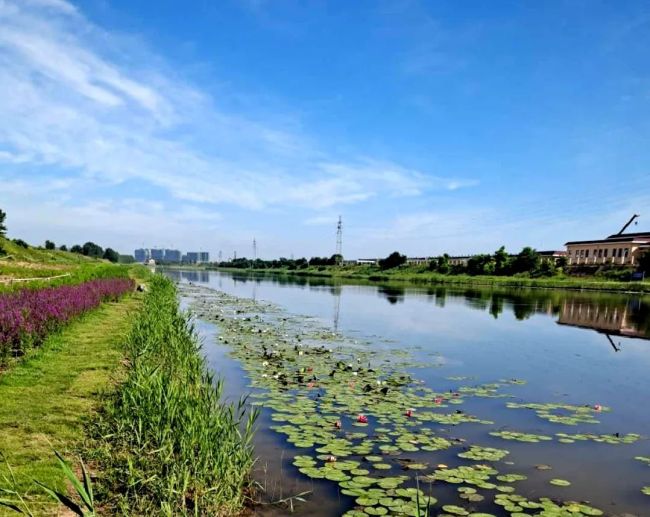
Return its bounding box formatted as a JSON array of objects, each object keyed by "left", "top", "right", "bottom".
[
  {"left": 91, "top": 275, "right": 257, "bottom": 515},
  {"left": 0, "top": 277, "right": 134, "bottom": 363}
]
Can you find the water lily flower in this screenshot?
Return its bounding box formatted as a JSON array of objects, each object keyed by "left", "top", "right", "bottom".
[
  {"left": 326, "top": 455, "right": 337, "bottom": 462},
  {"left": 335, "top": 420, "right": 342, "bottom": 429},
  {"left": 434, "top": 397, "right": 443, "bottom": 405},
  {"left": 307, "top": 367, "right": 313, "bottom": 372},
  {"left": 298, "top": 351, "right": 304, "bottom": 356},
  {"left": 352, "top": 371, "right": 358, "bottom": 376},
  {"left": 357, "top": 414, "right": 368, "bottom": 423},
  {"left": 307, "top": 382, "right": 315, "bottom": 388},
  {"left": 594, "top": 404, "right": 602, "bottom": 412},
  {"left": 405, "top": 409, "right": 413, "bottom": 417}
]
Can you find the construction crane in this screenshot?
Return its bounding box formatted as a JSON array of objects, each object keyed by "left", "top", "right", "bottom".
[{"left": 616, "top": 214, "right": 639, "bottom": 235}]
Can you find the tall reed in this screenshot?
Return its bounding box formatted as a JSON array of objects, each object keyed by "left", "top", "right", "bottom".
[{"left": 92, "top": 275, "right": 257, "bottom": 515}]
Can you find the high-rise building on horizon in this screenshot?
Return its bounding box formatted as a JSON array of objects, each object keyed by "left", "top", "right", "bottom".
[
  {"left": 164, "top": 249, "right": 182, "bottom": 262},
  {"left": 150, "top": 249, "right": 164, "bottom": 262},
  {"left": 134, "top": 248, "right": 150, "bottom": 263}
]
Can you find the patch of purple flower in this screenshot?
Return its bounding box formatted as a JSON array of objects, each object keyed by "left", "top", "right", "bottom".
[{"left": 0, "top": 278, "right": 134, "bottom": 363}]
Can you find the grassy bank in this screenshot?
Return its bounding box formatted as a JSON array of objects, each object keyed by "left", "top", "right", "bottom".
[
  {"left": 0, "top": 292, "right": 142, "bottom": 515},
  {"left": 214, "top": 265, "right": 650, "bottom": 294},
  {"left": 90, "top": 275, "right": 257, "bottom": 515}
]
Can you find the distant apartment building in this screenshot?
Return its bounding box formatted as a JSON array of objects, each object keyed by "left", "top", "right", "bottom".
[
  {"left": 164, "top": 249, "right": 182, "bottom": 262},
  {"left": 184, "top": 252, "right": 199, "bottom": 264},
  {"left": 565, "top": 232, "right": 650, "bottom": 266},
  {"left": 134, "top": 248, "right": 150, "bottom": 263},
  {"left": 150, "top": 249, "right": 165, "bottom": 262},
  {"left": 199, "top": 252, "right": 210, "bottom": 263}
]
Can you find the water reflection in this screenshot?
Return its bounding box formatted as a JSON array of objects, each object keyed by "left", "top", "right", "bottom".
[{"left": 165, "top": 269, "right": 650, "bottom": 342}]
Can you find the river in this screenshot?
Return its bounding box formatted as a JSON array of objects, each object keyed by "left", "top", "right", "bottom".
[{"left": 166, "top": 268, "right": 650, "bottom": 517}]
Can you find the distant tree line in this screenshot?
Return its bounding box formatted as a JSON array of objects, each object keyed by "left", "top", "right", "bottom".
[{"left": 218, "top": 254, "right": 343, "bottom": 270}]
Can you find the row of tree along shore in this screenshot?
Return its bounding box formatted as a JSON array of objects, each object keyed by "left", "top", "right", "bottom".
[{"left": 212, "top": 246, "right": 650, "bottom": 293}]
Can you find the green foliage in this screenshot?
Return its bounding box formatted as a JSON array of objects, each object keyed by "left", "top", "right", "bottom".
[
  {"left": 101, "top": 248, "right": 119, "bottom": 263},
  {"left": 511, "top": 247, "right": 541, "bottom": 274},
  {"left": 91, "top": 276, "right": 257, "bottom": 514},
  {"left": 467, "top": 254, "right": 495, "bottom": 275},
  {"left": 81, "top": 242, "right": 103, "bottom": 258},
  {"left": 379, "top": 251, "right": 407, "bottom": 270},
  {"left": 639, "top": 250, "right": 650, "bottom": 274},
  {"left": 117, "top": 254, "right": 135, "bottom": 264},
  {"left": 429, "top": 254, "right": 450, "bottom": 274},
  {"left": 35, "top": 451, "right": 96, "bottom": 516},
  {"left": 0, "top": 208, "right": 6, "bottom": 237},
  {"left": 70, "top": 245, "right": 83, "bottom": 254},
  {"left": 12, "top": 239, "right": 29, "bottom": 249},
  {"left": 493, "top": 246, "right": 511, "bottom": 275},
  {"left": 59, "top": 245, "right": 67, "bottom": 252},
  {"left": 44, "top": 240, "right": 55, "bottom": 250}
]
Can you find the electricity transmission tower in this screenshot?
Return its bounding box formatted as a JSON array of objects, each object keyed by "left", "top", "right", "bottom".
[
  {"left": 253, "top": 238, "right": 257, "bottom": 260},
  {"left": 335, "top": 215, "right": 343, "bottom": 263}
]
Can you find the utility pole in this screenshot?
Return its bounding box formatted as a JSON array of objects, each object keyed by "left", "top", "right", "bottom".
[{"left": 336, "top": 215, "right": 343, "bottom": 264}]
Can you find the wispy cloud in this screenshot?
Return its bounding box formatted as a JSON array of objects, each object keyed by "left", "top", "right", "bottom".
[{"left": 0, "top": 0, "right": 476, "bottom": 220}]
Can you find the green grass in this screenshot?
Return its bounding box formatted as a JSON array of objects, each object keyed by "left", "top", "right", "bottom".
[
  {"left": 217, "top": 265, "right": 650, "bottom": 294},
  {"left": 0, "top": 294, "right": 142, "bottom": 515},
  {"left": 90, "top": 275, "right": 257, "bottom": 515}
]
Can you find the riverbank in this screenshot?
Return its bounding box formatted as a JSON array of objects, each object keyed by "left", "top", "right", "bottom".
[{"left": 214, "top": 265, "right": 650, "bottom": 294}]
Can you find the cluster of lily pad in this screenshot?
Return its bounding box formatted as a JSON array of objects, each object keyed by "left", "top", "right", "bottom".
[
  {"left": 505, "top": 402, "right": 607, "bottom": 426},
  {"left": 182, "top": 285, "right": 621, "bottom": 516}
]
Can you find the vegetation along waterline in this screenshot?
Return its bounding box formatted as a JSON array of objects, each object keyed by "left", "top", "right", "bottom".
[{"left": 88, "top": 275, "right": 257, "bottom": 515}]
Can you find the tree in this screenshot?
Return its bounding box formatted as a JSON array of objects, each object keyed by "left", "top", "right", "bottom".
[
  {"left": 379, "top": 251, "right": 407, "bottom": 270},
  {"left": 71, "top": 244, "right": 83, "bottom": 254},
  {"left": 493, "top": 246, "right": 510, "bottom": 275},
  {"left": 45, "top": 240, "right": 55, "bottom": 250},
  {"left": 12, "top": 238, "right": 28, "bottom": 248},
  {"left": 82, "top": 241, "right": 103, "bottom": 258},
  {"left": 511, "top": 247, "right": 540, "bottom": 274},
  {"left": 0, "top": 208, "right": 6, "bottom": 237},
  {"left": 59, "top": 244, "right": 68, "bottom": 251},
  {"left": 430, "top": 254, "right": 450, "bottom": 274},
  {"left": 467, "top": 254, "right": 495, "bottom": 275},
  {"left": 103, "top": 247, "right": 119, "bottom": 263},
  {"left": 638, "top": 250, "right": 650, "bottom": 274}
]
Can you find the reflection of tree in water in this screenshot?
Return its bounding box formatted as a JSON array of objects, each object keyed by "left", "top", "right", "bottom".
[{"left": 378, "top": 285, "right": 405, "bottom": 305}]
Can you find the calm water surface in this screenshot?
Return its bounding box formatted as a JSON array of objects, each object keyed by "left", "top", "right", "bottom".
[{"left": 168, "top": 269, "right": 650, "bottom": 516}]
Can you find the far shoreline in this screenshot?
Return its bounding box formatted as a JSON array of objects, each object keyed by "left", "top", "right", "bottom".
[{"left": 208, "top": 266, "right": 650, "bottom": 295}]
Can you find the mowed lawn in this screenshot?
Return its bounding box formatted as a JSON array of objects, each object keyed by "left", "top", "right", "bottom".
[{"left": 0, "top": 293, "right": 141, "bottom": 514}]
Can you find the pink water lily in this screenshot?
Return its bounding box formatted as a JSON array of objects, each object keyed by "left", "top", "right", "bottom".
[
  {"left": 594, "top": 404, "right": 602, "bottom": 412},
  {"left": 335, "top": 420, "right": 342, "bottom": 429},
  {"left": 357, "top": 414, "right": 368, "bottom": 423},
  {"left": 434, "top": 397, "right": 444, "bottom": 405},
  {"left": 405, "top": 409, "right": 413, "bottom": 417}
]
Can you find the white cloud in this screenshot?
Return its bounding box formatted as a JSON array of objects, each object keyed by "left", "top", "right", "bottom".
[{"left": 0, "top": 0, "right": 476, "bottom": 216}]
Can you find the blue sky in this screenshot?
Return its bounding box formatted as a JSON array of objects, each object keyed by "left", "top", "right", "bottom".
[{"left": 1, "top": 0, "right": 649, "bottom": 259}]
